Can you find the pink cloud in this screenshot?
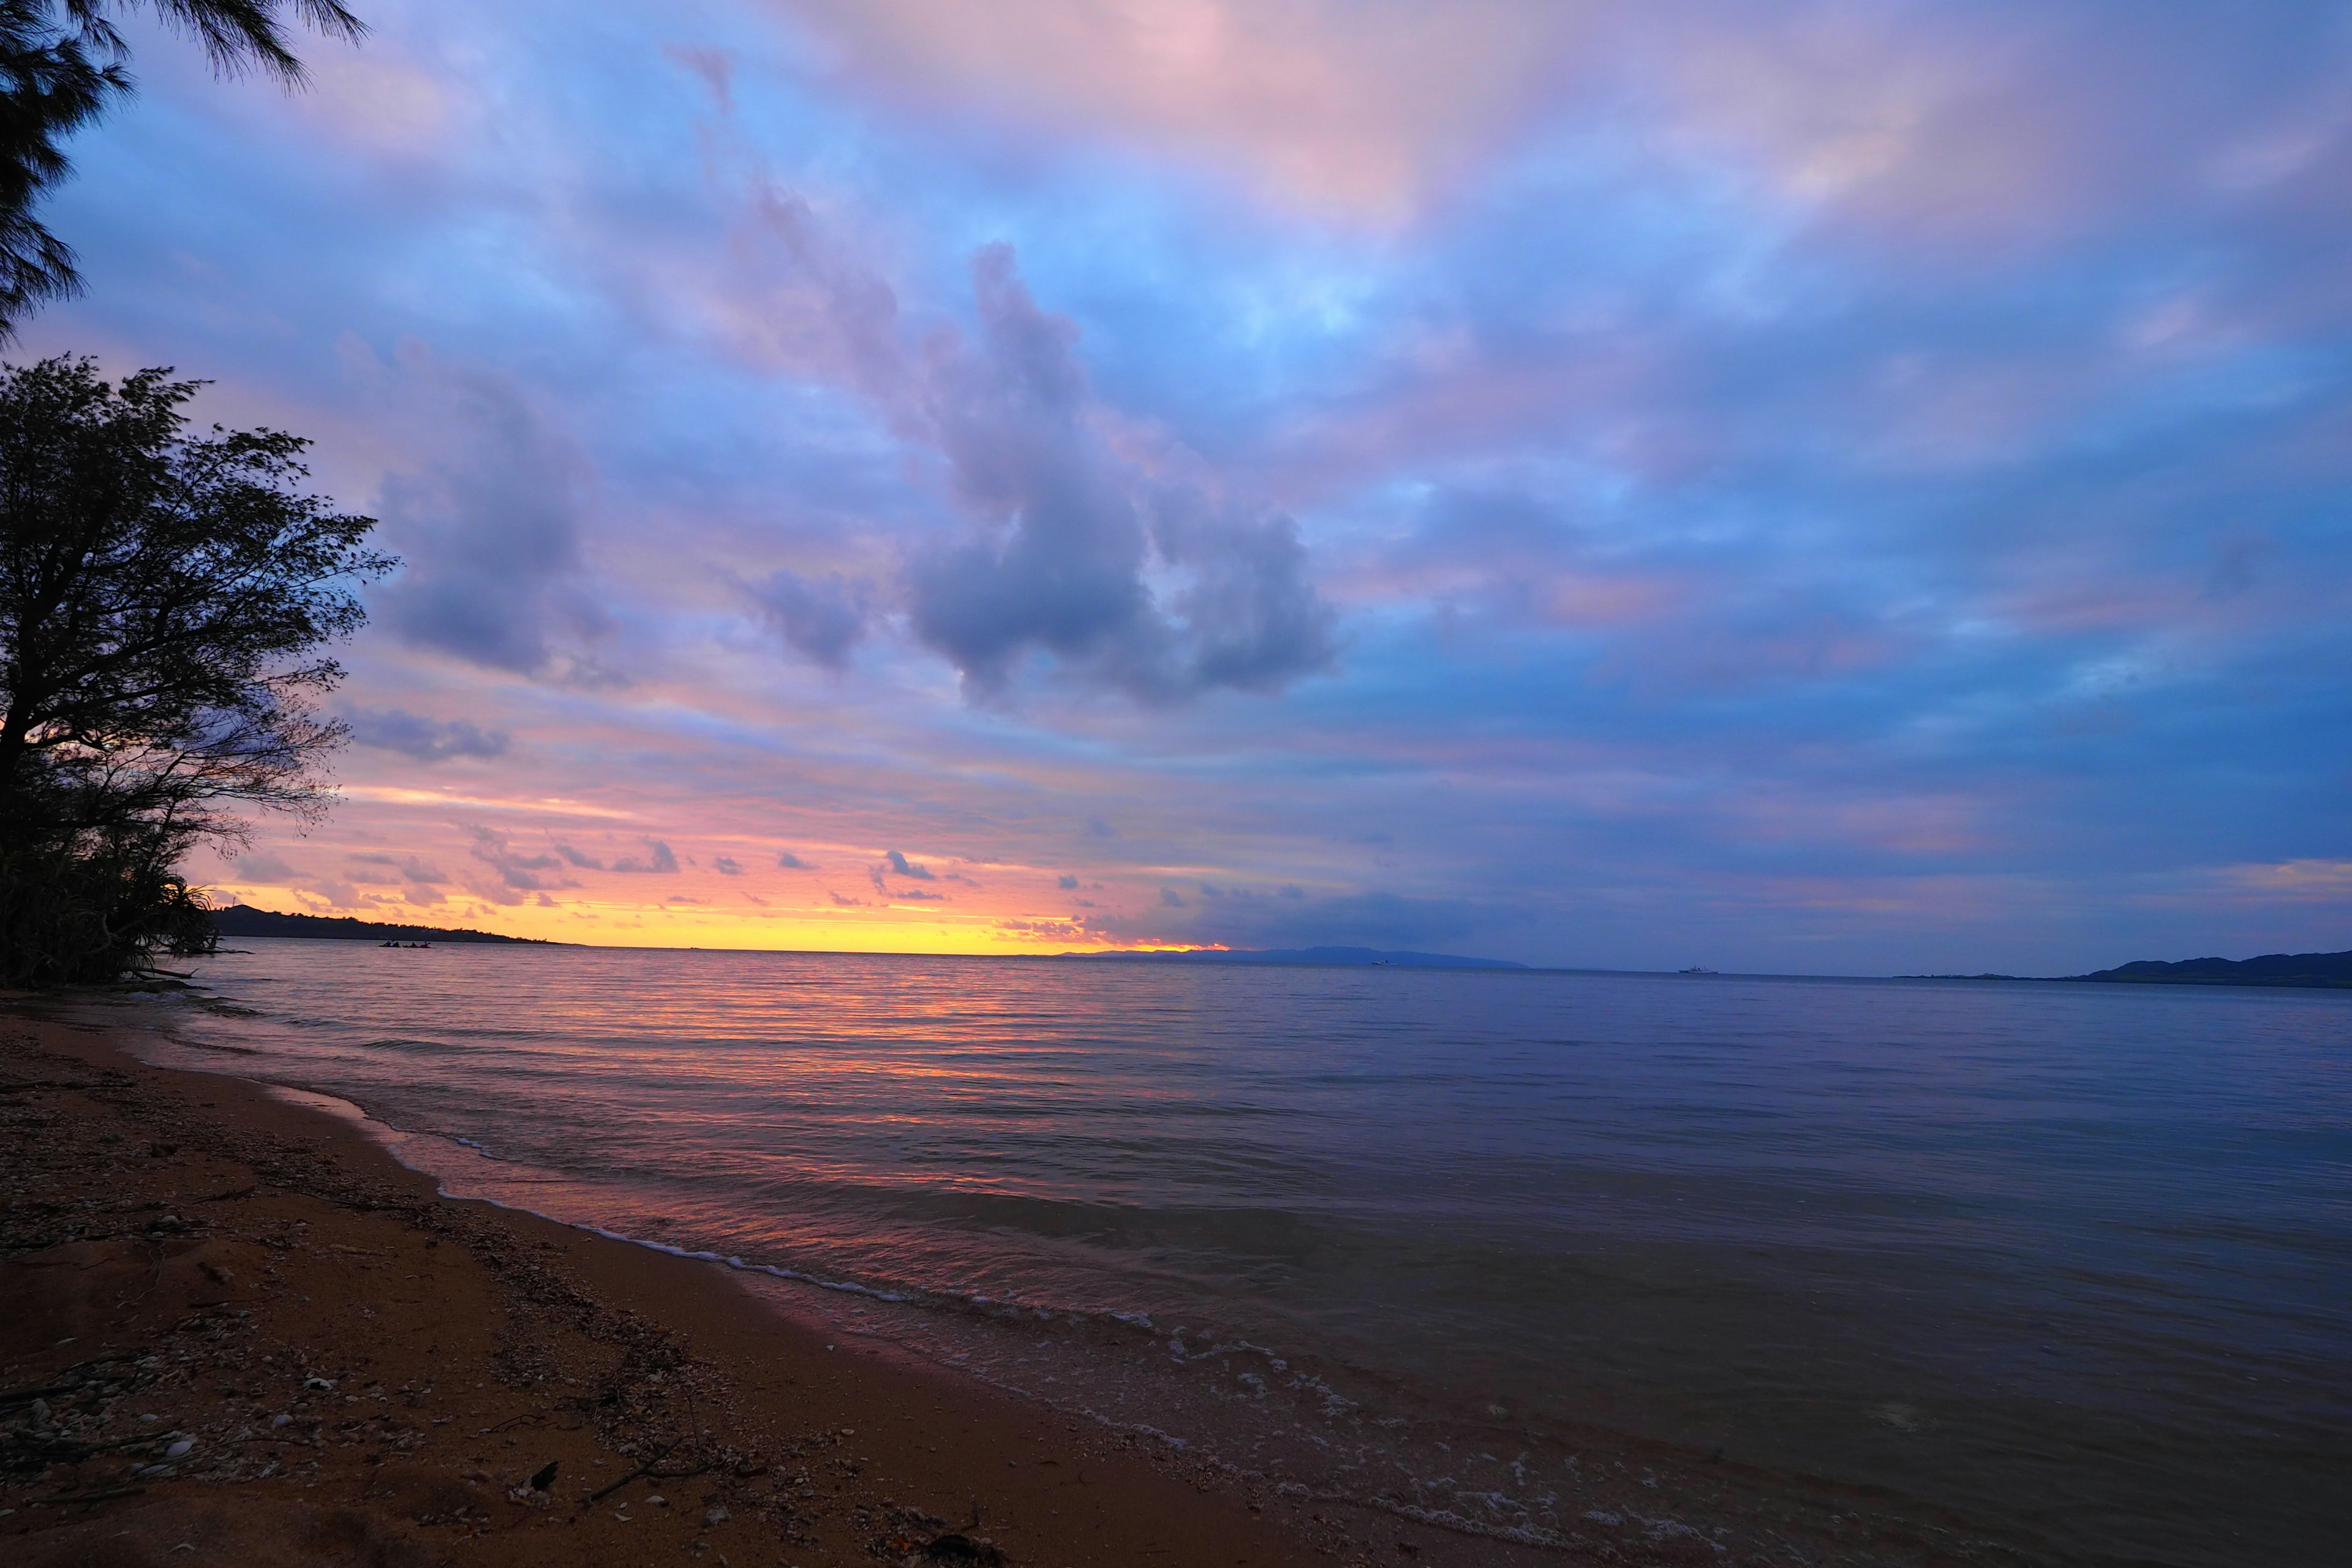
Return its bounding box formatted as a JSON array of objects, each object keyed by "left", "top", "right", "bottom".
[{"left": 764, "top": 0, "right": 1595, "bottom": 219}]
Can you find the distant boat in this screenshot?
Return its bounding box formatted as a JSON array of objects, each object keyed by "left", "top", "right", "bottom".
[{"left": 1679, "top": 965, "right": 1715, "bottom": 974}]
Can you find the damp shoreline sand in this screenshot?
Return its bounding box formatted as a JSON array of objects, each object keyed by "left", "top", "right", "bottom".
[{"left": 1, "top": 1004, "right": 1386, "bottom": 1568}]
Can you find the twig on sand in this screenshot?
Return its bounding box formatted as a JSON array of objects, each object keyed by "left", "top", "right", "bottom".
[{"left": 585, "top": 1440, "right": 677, "bottom": 1506}]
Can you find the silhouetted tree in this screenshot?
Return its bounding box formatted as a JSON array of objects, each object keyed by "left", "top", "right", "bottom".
[
  {"left": 0, "top": 1, "right": 364, "bottom": 329},
  {"left": 0, "top": 354, "right": 390, "bottom": 984}
]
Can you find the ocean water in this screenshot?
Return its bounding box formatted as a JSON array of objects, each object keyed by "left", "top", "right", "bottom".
[{"left": 116, "top": 941, "right": 2350, "bottom": 1565}]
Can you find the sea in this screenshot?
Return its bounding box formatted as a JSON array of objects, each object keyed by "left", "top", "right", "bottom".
[{"left": 105, "top": 940, "right": 2350, "bottom": 1566}]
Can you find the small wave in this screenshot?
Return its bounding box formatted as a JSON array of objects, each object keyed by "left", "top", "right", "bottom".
[{"left": 167, "top": 1037, "right": 263, "bottom": 1057}]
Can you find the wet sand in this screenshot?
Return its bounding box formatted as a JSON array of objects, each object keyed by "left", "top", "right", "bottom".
[{"left": 2, "top": 1003, "right": 2012, "bottom": 1568}]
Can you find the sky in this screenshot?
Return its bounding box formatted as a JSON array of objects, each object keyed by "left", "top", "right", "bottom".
[{"left": 24, "top": 0, "right": 2352, "bottom": 972}]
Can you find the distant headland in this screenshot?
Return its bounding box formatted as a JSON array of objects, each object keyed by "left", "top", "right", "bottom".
[
  {"left": 1905, "top": 948, "right": 2352, "bottom": 989},
  {"left": 206, "top": 905, "right": 564, "bottom": 946},
  {"left": 1060, "top": 945, "right": 1527, "bottom": 970},
  {"left": 2075, "top": 949, "right": 2352, "bottom": 989}
]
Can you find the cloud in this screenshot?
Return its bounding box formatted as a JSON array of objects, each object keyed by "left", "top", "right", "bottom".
[
  {"left": 232, "top": 850, "right": 301, "bottom": 883},
  {"left": 466, "top": 827, "right": 576, "bottom": 895},
  {"left": 553, "top": 843, "right": 603, "bottom": 869},
  {"left": 777, "top": 851, "right": 815, "bottom": 869},
  {"left": 884, "top": 850, "right": 935, "bottom": 880},
  {"left": 829, "top": 891, "right": 867, "bottom": 907},
  {"left": 342, "top": 706, "right": 511, "bottom": 761},
  {"left": 1057, "top": 872, "right": 1080, "bottom": 889},
  {"left": 349, "top": 853, "right": 450, "bottom": 884},
  {"left": 749, "top": 568, "right": 874, "bottom": 668},
  {"left": 609, "top": 839, "right": 680, "bottom": 874},
  {"left": 712, "top": 856, "right": 743, "bottom": 875},
  {"left": 903, "top": 245, "right": 1335, "bottom": 702},
  {"left": 775, "top": 0, "right": 1582, "bottom": 219},
  {"left": 375, "top": 369, "right": 612, "bottom": 682}
]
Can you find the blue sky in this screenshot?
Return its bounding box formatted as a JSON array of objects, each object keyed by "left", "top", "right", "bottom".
[{"left": 28, "top": 0, "right": 2352, "bottom": 971}]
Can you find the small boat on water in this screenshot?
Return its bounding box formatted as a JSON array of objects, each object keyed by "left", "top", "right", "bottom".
[{"left": 1679, "top": 965, "right": 1715, "bottom": 974}]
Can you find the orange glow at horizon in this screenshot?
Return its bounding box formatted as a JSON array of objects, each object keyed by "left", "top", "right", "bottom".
[{"left": 205, "top": 888, "right": 1243, "bottom": 956}]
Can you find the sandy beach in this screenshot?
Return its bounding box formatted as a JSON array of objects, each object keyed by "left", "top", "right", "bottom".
[{"left": 0, "top": 1006, "right": 1403, "bottom": 1568}]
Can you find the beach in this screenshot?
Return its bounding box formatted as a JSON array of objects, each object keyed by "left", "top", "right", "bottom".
[{"left": 0, "top": 1008, "right": 1380, "bottom": 1568}]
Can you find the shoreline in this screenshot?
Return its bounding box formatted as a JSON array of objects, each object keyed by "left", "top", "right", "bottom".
[
  {"left": 1, "top": 1004, "right": 1384, "bottom": 1568},
  {"left": 2, "top": 997, "right": 2045, "bottom": 1568}
]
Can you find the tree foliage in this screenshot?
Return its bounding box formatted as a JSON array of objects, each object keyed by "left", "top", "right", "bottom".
[
  {"left": 0, "top": 1, "right": 364, "bottom": 327},
  {"left": 0, "top": 353, "right": 390, "bottom": 984}
]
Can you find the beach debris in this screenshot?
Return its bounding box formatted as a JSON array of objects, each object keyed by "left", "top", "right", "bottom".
[
  {"left": 918, "top": 1532, "right": 1006, "bottom": 1565},
  {"left": 704, "top": 1504, "right": 730, "bottom": 1525},
  {"left": 529, "top": 1458, "right": 559, "bottom": 1490}
]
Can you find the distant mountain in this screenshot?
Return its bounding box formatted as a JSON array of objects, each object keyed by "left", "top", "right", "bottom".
[
  {"left": 2078, "top": 950, "right": 2352, "bottom": 989},
  {"left": 1061, "top": 945, "right": 1526, "bottom": 970},
  {"left": 207, "top": 904, "right": 560, "bottom": 946}
]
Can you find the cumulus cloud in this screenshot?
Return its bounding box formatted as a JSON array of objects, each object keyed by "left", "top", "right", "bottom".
[
  {"left": 892, "top": 887, "right": 948, "bottom": 901},
  {"left": 343, "top": 705, "right": 511, "bottom": 762},
  {"left": 1057, "top": 872, "right": 1080, "bottom": 889},
  {"left": 712, "top": 856, "right": 743, "bottom": 875},
  {"left": 749, "top": 568, "right": 874, "bottom": 668},
  {"left": 829, "top": 891, "right": 867, "bottom": 906},
  {"left": 904, "top": 246, "right": 1336, "bottom": 702},
  {"left": 777, "top": 850, "right": 815, "bottom": 869},
  {"left": 375, "top": 370, "right": 612, "bottom": 682},
  {"left": 609, "top": 839, "right": 680, "bottom": 874},
  {"left": 884, "top": 850, "right": 934, "bottom": 880},
  {"left": 466, "top": 827, "right": 577, "bottom": 895}
]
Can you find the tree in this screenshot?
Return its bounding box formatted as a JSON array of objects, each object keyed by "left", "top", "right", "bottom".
[
  {"left": 0, "top": 1, "right": 364, "bottom": 329},
  {"left": 0, "top": 353, "right": 391, "bottom": 984}
]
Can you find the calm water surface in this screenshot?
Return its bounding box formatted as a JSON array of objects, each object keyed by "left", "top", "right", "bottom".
[{"left": 121, "top": 942, "right": 2351, "bottom": 1566}]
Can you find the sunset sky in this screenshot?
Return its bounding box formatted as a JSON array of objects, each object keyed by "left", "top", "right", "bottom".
[{"left": 29, "top": 1, "right": 2352, "bottom": 971}]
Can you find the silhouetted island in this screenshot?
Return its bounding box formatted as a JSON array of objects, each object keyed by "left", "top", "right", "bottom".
[
  {"left": 1061, "top": 946, "right": 1526, "bottom": 970},
  {"left": 2077, "top": 949, "right": 2352, "bottom": 989},
  {"left": 1903, "top": 951, "right": 2352, "bottom": 988},
  {"left": 207, "top": 904, "right": 562, "bottom": 946}
]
